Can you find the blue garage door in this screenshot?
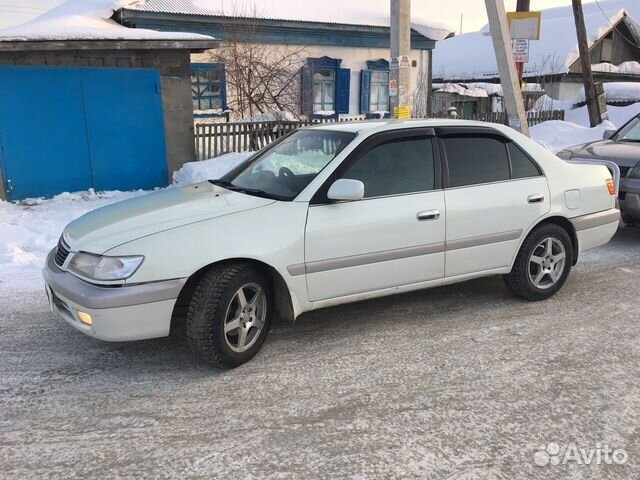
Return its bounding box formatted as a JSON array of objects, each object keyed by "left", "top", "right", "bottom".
[{"left": 0, "top": 66, "right": 167, "bottom": 201}]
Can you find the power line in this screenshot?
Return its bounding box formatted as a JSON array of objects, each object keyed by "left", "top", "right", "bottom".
[{"left": 593, "top": 0, "right": 640, "bottom": 49}]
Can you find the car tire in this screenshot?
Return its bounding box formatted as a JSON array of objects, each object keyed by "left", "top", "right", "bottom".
[
  {"left": 504, "top": 224, "right": 574, "bottom": 301},
  {"left": 186, "top": 263, "right": 272, "bottom": 368}
]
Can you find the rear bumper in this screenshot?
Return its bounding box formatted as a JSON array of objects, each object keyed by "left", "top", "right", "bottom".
[
  {"left": 570, "top": 208, "right": 620, "bottom": 254},
  {"left": 42, "top": 250, "right": 185, "bottom": 341}
]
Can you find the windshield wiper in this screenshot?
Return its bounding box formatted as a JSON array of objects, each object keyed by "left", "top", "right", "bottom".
[
  {"left": 618, "top": 139, "right": 640, "bottom": 143},
  {"left": 208, "top": 179, "right": 234, "bottom": 187},
  {"left": 208, "top": 179, "right": 288, "bottom": 201}
]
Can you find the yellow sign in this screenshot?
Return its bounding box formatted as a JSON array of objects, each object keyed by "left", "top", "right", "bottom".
[
  {"left": 507, "top": 11, "right": 541, "bottom": 40},
  {"left": 394, "top": 106, "right": 410, "bottom": 120}
]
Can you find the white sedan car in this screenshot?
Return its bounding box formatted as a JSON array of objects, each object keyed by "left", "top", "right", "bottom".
[{"left": 43, "top": 120, "right": 620, "bottom": 368}]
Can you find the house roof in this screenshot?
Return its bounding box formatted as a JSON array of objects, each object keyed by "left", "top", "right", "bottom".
[
  {"left": 0, "top": 0, "right": 215, "bottom": 45},
  {"left": 123, "top": 0, "right": 455, "bottom": 41},
  {"left": 433, "top": 0, "right": 640, "bottom": 81}
]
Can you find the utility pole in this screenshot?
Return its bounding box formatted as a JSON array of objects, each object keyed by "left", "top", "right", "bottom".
[
  {"left": 571, "top": 0, "right": 601, "bottom": 127},
  {"left": 390, "top": 0, "right": 411, "bottom": 119},
  {"left": 515, "top": 0, "right": 530, "bottom": 85},
  {"left": 484, "top": 0, "right": 529, "bottom": 135}
]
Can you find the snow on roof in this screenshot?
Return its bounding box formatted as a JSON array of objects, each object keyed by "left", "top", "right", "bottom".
[
  {"left": 434, "top": 0, "right": 640, "bottom": 81},
  {"left": 124, "top": 0, "right": 455, "bottom": 41},
  {"left": 575, "top": 81, "right": 640, "bottom": 103},
  {"left": 0, "top": 0, "right": 213, "bottom": 42}
]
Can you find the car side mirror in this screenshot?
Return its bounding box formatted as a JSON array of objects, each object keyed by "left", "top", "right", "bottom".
[
  {"left": 603, "top": 129, "right": 616, "bottom": 140},
  {"left": 327, "top": 179, "right": 365, "bottom": 202}
]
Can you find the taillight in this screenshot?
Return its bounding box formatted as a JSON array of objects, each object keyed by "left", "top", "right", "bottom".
[{"left": 606, "top": 178, "right": 616, "bottom": 196}]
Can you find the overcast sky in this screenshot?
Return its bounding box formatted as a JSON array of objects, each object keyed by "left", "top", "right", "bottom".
[{"left": 0, "top": 0, "right": 599, "bottom": 32}]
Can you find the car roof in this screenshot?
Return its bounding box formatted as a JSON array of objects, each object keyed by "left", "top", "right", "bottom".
[{"left": 306, "top": 118, "right": 507, "bottom": 135}]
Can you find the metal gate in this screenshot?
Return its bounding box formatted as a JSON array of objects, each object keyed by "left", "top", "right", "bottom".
[{"left": 0, "top": 66, "right": 168, "bottom": 200}]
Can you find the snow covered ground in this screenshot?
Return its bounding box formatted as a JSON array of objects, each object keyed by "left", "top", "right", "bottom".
[
  {"left": 2, "top": 227, "right": 639, "bottom": 479},
  {"left": 0, "top": 152, "right": 251, "bottom": 291}
]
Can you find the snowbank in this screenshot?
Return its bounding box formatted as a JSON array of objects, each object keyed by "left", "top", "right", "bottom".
[
  {"left": 530, "top": 120, "right": 616, "bottom": 153},
  {"left": 172, "top": 152, "right": 252, "bottom": 185},
  {"left": 0, "top": 0, "right": 212, "bottom": 41},
  {"left": 530, "top": 101, "right": 640, "bottom": 152},
  {"left": 0, "top": 152, "right": 252, "bottom": 291}
]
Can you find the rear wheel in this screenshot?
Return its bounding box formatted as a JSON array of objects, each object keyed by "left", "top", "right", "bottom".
[
  {"left": 504, "top": 224, "right": 573, "bottom": 301},
  {"left": 186, "top": 263, "right": 272, "bottom": 368}
]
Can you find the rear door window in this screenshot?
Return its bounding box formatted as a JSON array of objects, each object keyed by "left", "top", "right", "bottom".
[{"left": 443, "top": 135, "right": 510, "bottom": 188}]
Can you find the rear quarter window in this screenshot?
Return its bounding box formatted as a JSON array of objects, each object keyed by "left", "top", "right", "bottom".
[{"left": 508, "top": 142, "right": 541, "bottom": 178}]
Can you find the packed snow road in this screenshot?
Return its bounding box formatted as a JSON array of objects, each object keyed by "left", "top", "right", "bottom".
[{"left": 1, "top": 228, "right": 639, "bottom": 480}]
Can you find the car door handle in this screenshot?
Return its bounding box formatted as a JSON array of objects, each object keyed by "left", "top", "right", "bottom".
[
  {"left": 417, "top": 209, "right": 440, "bottom": 221},
  {"left": 527, "top": 194, "right": 545, "bottom": 204}
]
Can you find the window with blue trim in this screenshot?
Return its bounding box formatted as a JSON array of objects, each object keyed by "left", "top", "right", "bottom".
[
  {"left": 191, "top": 63, "right": 227, "bottom": 116},
  {"left": 360, "top": 59, "right": 390, "bottom": 116},
  {"left": 313, "top": 69, "right": 335, "bottom": 113},
  {"left": 301, "top": 57, "right": 350, "bottom": 119}
]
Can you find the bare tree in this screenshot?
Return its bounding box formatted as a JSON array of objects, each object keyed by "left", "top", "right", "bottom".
[
  {"left": 412, "top": 64, "right": 430, "bottom": 118},
  {"left": 208, "top": 3, "right": 307, "bottom": 120},
  {"left": 529, "top": 53, "right": 564, "bottom": 111}
]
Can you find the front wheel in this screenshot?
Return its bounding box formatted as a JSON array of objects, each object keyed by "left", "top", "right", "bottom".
[
  {"left": 504, "top": 224, "right": 573, "bottom": 301},
  {"left": 186, "top": 263, "right": 272, "bottom": 368}
]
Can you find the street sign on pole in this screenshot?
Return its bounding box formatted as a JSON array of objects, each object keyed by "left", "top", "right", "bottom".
[
  {"left": 512, "top": 38, "right": 530, "bottom": 63},
  {"left": 506, "top": 11, "right": 541, "bottom": 39},
  {"left": 390, "top": 0, "right": 411, "bottom": 119}
]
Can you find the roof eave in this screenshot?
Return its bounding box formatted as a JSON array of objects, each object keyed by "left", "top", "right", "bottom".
[
  {"left": 0, "top": 38, "right": 219, "bottom": 52},
  {"left": 117, "top": 8, "right": 439, "bottom": 47}
]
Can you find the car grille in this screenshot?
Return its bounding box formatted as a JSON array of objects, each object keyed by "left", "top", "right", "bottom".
[
  {"left": 620, "top": 166, "right": 631, "bottom": 178},
  {"left": 55, "top": 236, "right": 71, "bottom": 267}
]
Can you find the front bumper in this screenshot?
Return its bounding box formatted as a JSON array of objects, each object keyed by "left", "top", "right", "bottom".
[{"left": 42, "top": 250, "right": 186, "bottom": 341}]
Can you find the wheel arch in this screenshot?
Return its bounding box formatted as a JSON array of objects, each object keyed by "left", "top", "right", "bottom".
[
  {"left": 516, "top": 215, "right": 579, "bottom": 268},
  {"left": 170, "top": 258, "right": 296, "bottom": 333}
]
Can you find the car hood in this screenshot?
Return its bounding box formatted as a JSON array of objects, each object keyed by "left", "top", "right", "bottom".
[
  {"left": 567, "top": 140, "right": 640, "bottom": 168},
  {"left": 64, "top": 182, "right": 275, "bottom": 254}
]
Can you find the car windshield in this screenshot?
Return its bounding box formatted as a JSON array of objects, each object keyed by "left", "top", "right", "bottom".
[
  {"left": 217, "top": 129, "right": 356, "bottom": 200},
  {"left": 615, "top": 116, "right": 640, "bottom": 142}
]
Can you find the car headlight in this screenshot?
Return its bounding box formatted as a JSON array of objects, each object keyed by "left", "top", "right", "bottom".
[
  {"left": 68, "top": 252, "right": 144, "bottom": 281},
  {"left": 556, "top": 149, "right": 573, "bottom": 160}
]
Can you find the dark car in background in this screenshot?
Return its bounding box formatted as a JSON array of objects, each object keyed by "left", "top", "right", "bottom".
[
  {"left": 557, "top": 114, "right": 640, "bottom": 224},
  {"left": 620, "top": 161, "right": 640, "bottom": 225},
  {"left": 556, "top": 113, "right": 640, "bottom": 177}
]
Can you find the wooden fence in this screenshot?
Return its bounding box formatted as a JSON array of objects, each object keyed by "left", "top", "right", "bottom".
[
  {"left": 194, "top": 110, "right": 564, "bottom": 160},
  {"left": 430, "top": 110, "right": 565, "bottom": 126}
]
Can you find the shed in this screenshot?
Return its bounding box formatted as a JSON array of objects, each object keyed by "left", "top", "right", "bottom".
[{"left": 0, "top": 0, "right": 218, "bottom": 201}]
